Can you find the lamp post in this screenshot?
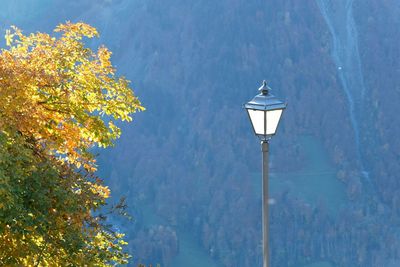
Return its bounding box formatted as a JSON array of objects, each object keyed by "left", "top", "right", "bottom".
[{"left": 244, "top": 80, "right": 286, "bottom": 267}]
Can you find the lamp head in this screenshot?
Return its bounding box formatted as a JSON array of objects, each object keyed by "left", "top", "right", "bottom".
[{"left": 244, "top": 81, "right": 286, "bottom": 140}]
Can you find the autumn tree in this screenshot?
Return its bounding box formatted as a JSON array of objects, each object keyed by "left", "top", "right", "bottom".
[{"left": 0, "top": 22, "right": 143, "bottom": 265}]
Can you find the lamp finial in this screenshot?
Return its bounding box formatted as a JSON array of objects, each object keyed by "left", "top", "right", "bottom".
[{"left": 259, "top": 80, "right": 270, "bottom": 95}]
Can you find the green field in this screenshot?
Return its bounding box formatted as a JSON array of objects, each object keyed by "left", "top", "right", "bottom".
[
  {"left": 141, "top": 203, "right": 222, "bottom": 267},
  {"left": 140, "top": 135, "right": 344, "bottom": 266},
  {"left": 170, "top": 230, "right": 221, "bottom": 267},
  {"left": 304, "top": 261, "right": 333, "bottom": 267},
  {"left": 254, "top": 135, "right": 347, "bottom": 216}
]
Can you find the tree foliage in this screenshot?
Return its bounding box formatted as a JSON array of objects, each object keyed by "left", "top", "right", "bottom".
[{"left": 0, "top": 22, "right": 143, "bottom": 265}]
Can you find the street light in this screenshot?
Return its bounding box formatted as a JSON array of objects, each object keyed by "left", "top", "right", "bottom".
[{"left": 244, "top": 80, "right": 286, "bottom": 267}]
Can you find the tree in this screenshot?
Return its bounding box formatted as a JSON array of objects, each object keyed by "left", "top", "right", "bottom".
[{"left": 0, "top": 22, "right": 144, "bottom": 265}]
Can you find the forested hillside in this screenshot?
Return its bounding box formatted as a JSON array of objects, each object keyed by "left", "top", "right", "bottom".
[{"left": 1, "top": 0, "right": 399, "bottom": 266}]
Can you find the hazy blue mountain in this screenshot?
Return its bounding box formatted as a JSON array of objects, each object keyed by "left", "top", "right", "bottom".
[{"left": 1, "top": 0, "right": 399, "bottom": 266}]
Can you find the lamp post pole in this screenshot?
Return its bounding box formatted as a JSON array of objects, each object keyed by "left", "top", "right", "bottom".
[
  {"left": 244, "top": 80, "right": 286, "bottom": 267},
  {"left": 262, "top": 140, "right": 269, "bottom": 267}
]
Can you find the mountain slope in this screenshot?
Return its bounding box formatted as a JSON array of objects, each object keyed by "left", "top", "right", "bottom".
[{"left": 1, "top": 0, "right": 399, "bottom": 266}]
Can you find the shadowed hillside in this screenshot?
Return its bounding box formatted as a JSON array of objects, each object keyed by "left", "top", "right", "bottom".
[{"left": 1, "top": 0, "right": 399, "bottom": 266}]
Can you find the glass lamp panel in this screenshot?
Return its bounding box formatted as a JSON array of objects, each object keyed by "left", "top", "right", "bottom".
[
  {"left": 248, "top": 109, "right": 265, "bottom": 135},
  {"left": 266, "top": 109, "right": 283, "bottom": 135}
]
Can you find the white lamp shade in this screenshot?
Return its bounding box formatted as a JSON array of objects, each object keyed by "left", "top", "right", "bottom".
[
  {"left": 248, "top": 109, "right": 265, "bottom": 135},
  {"left": 244, "top": 81, "right": 286, "bottom": 139},
  {"left": 247, "top": 109, "right": 283, "bottom": 136},
  {"left": 266, "top": 109, "right": 283, "bottom": 135}
]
